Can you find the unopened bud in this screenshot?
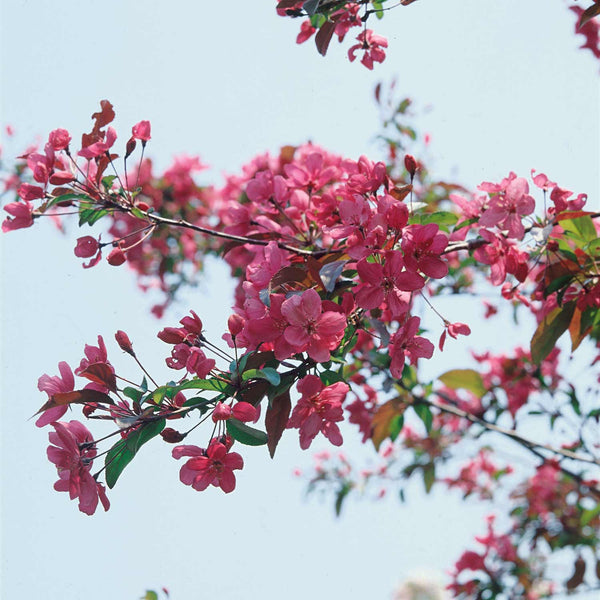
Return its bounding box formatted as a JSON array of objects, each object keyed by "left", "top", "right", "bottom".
[
  {"left": 107, "top": 247, "right": 126, "bottom": 266},
  {"left": 161, "top": 428, "right": 185, "bottom": 443},
  {"left": 404, "top": 154, "right": 417, "bottom": 178},
  {"left": 115, "top": 330, "right": 135, "bottom": 356}
]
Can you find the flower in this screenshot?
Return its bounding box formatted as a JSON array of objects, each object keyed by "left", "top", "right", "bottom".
[
  {"left": 173, "top": 440, "right": 244, "bottom": 493},
  {"left": 48, "top": 128, "right": 71, "bottom": 151},
  {"left": 281, "top": 288, "right": 347, "bottom": 362},
  {"left": 36, "top": 361, "right": 75, "bottom": 427},
  {"left": 287, "top": 375, "right": 348, "bottom": 450},
  {"left": 1, "top": 200, "right": 34, "bottom": 232},
  {"left": 131, "top": 120, "right": 151, "bottom": 142},
  {"left": 389, "top": 316, "right": 434, "bottom": 378},
  {"left": 347, "top": 29, "right": 388, "bottom": 70},
  {"left": 47, "top": 420, "right": 110, "bottom": 515},
  {"left": 212, "top": 401, "right": 258, "bottom": 423}
]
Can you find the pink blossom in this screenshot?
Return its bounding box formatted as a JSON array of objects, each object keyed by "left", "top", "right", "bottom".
[
  {"left": 401, "top": 223, "right": 449, "bottom": 278},
  {"left": 287, "top": 375, "right": 348, "bottom": 450},
  {"left": 36, "top": 361, "right": 75, "bottom": 427},
  {"left": 389, "top": 316, "right": 434, "bottom": 377},
  {"left": 47, "top": 420, "right": 110, "bottom": 515},
  {"left": 78, "top": 126, "right": 117, "bottom": 159},
  {"left": 2, "top": 200, "right": 34, "bottom": 232},
  {"left": 347, "top": 29, "right": 388, "bottom": 70},
  {"left": 281, "top": 288, "right": 347, "bottom": 362},
  {"left": 18, "top": 182, "right": 45, "bottom": 201},
  {"left": 478, "top": 176, "right": 535, "bottom": 239},
  {"left": 74, "top": 236, "right": 100, "bottom": 258},
  {"left": 131, "top": 120, "right": 151, "bottom": 142},
  {"left": 212, "top": 401, "right": 258, "bottom": 423},
  {"left": 48, "top": 128, "right": 71, "bottom": 151},
  {"left": 296, "top": 20, "right": 315, "bottom": 43},
  {"left": 439, "top": 321, "right": 471, "bottom": 351},
  {"left": 356, "top": 251, "right": 424, "bottom": 316},
  {"left": 107, "top": 247, "right": 126, "bottom": 266},
  {"left": 173, "top": 440, "right": 243, "bottom": 493}
]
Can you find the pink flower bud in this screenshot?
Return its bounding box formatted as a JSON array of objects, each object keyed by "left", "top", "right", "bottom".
[
  {"left": 48, "top": 128, "right": 71, "bottom": 151},
  {"left": 115, "top": 330, "right": 134, "bottom": 355},
  {"left": 132, "top": 120, "right": 151, "bottom": 142},
  {"left": 404, "top": 154, "right": 417, "bottom": 177},
  {"left": 227, "top": 314, "right": 244, "bottom": 337},
  {"left": 74, "top": 236, "right": 99, "bottom": 258},
  {"left": 212, "top": 402, "right": 233, "bottom": 422},
  {"left": 107, "top": 247, "right": 126, "bottom": 266}
]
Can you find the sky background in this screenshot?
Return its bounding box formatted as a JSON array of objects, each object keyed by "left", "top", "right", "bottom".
[{"left": 1, "top": 1, "right": 599, "bottom": 599}]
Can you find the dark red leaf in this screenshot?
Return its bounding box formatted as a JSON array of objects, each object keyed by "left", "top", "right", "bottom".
[
  {"left": 78, "top": 363, "right": 118, "bottom": 392},
  {"left": 34, "top": 388, "right": 114, "bottom": 416},
  {"left": 266, "top": 390, "right": 291, "bottom": 458},
  {"left": 315, "top": 20, "right": 336, "bottom": 56}
]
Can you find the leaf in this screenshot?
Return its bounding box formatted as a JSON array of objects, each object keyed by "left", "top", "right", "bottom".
[
  {"left": 105, "top": 418, "right": 165, "bottom": 488},
  {"left": 141, "top": 592, "right": 158, "bottom": 600},
  {"left": 568, "top": 307, "right": 590, "bottom": 352},
  {"left": 265, "top": 390, "right": 291, "bottom": 458},
  {"left": 565, "top": 556, "right": 586, "bottom": 591},
  {"left": 123, "top": 386, "right": 144, "bottom": 403},
  {"left": 438, "top": 369, "right": 487, "bottom": 398},
  {"left": 371, "top": 398, "right": 406, "bottom": 450},
  {"left": 422, "top": 463, "right": 435, "bottom": 493},
  {"left": 389, "top": 184, "right": 412, "bottom": 201},
  {"left": 242, "top": 367, "right": 281, "bottom": 386},
  {"left": 34, "top": 388, "right": 113, "bottom": 417},
  {"left": 414, "top": 211, "right": 458, "bottom": 228},
  {"left": 334, "top": 482, "right": 352, "bottom": 516},
  {"left": 226, "top": 418, "right": 268, "bottom": 446},
  {"left": 579, "top": 2, "right": 600, "bottom": 28},
  {"left": 413, "top": 403, "right": 433, "bottom": 433},
  {"left": 303, "top": 0, "right": 321, "bottom": 16},
  {"left": 177, "top": 378, "right": 232, "bottom": 393},
  {"left": 78, "top": 363, "right": 117, "bottom": 392},
  {"left": 388, "top": 414, "right": 404, "bottom": 441},
  {"left": 315, "top": 19, "right": 336, "bottom": 56},
  {"left": 319, "top": 369, "right": 344, "bottom": 386},
  {"left": 319, "top": 260, "right": 347, "bottom": 293},
  {"left": 530, "top": 301, "right": 576, "bottom": 364}
]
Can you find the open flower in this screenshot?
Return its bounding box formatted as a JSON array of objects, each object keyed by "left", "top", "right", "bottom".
[
  {"left": 347, "top": 29, "right": 388, "bottom": 70},
  {"left": 287, "top": 375, "right": 349, "bottom": 450},
  {"left": 36, "top": 361, "right": 75, "bottom": 427},
  {"left": 47, "top": 420, "right": 110, "bottom": 515},
  {"left": 173, "top": 440, "right": 244, "bottom": 493}
]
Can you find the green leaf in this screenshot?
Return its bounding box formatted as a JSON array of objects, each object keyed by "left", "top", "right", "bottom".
[
  {"left": 226, "top": 418, "right": 268, "bottom": 446},
  {"left": 178, "top": 378, "right": 232, "bottom": 393},
  {"left": 544, "top": 274, "right": 574, "bottom": 298},
  {"left": 581, "top": 504, "right": 600, "bottom": 527},
  {"left": 415, "top": 211, "right": 458, "bottom": 228},
  {"left": 413, "top": 403, "right": 433, "bottom": 433},
  {"left": 141, "top": 592, "right": 158, "bottom": 600},
  {"left": 438, "top": 369, "right": 487, "bottom": 398},
  {"left": 422, "top": 463, "right": 435, "bottom": 493},
  {"left": 43, "top": 192, "right": 94, "bottom": 211},
  {"left": 123, "top": 386, "right": 143, "bottom": 403},
  {"left": 320, "top": 369, "right": 344, "bottom": 386},
  {"left": 101, "top": 175, "right": 118, "bottom": 190},
  {"left": 78, "top": 203, "right": 108, "bottom": 226},
  {"left": 389, "top": 413, "right": 404, "bottom": 441},
  {"left": 105, "top": 419, "right": 165, "bottom": 488},
  {"left": 530, "top": 301, "right": 576, "bottom": 365},
  {"left": 335, "top": 482, "right": 352, "bottom": 516},
  {"left": 241, "top": 367, "right": 280, "bottom": 386}
]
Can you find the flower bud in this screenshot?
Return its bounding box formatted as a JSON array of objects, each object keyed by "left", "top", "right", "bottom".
[
  {"left": 74, "top": 236, "right": 99, "bottom": 258},
  {"left": 161, "top": 428, "right": 185, "bottom": 443},
  {"left": 107, "top": 247, "right": 126, "bottom": 266},
  {"left": 115, "top": 330, "right": 135, "bottom": 356},
  {"left": 227, "top": 314, "right": 244, "bottom": 338},
  {"left": 404, "top": 154, "right": 417, "bottom": 178}
]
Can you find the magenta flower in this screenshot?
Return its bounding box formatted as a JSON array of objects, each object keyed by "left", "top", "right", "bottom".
[
  {"left": 478, "top": 176, "right": 535, "bottom": 240},
  {"left": 212, "top": 401, "right": 257, "bottom": 423},
  {"left": 287, "top": 375, "right": 348, "bottom": 450},
  {"left": 173, "top": 440, "right": 244, "bottom": 493},
  {"left": 389, "top": 316, "right": 434, "bottom": 378},
  {"left": 131, "top": 120, "right": 151, "bottom": 142},
  {"left": 47, "top": 420, "right": 110, "bottom": 515},
  {"left": 74, "top": 235, "right": 103, "bottom": 268},
  {"left": 36, "top": 361, "right": 75, "bottom": 427},
  {"left": 48, "top": 128, "right": 71, "bottom": 151},
  {"left": 281, "top": 288, "right": 347, "bottom": 363},
  {"left": 347, "top": 29, "right": 388, "bottom": 70},
  {"left": 401, "top": 224, "right": 449, "bottom": 279},
  {"left": 356, "top": 251, "right": 425, "bottom": 317},
  {"left": 1, "top": 200, "right": 34, "bottom": 233}
]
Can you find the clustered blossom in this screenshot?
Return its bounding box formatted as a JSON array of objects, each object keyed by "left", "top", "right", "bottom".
[{"left": 47, "top": 420, "right": 110, "bottom": 515}]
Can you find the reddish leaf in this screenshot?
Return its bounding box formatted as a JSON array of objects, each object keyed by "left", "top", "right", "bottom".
[
  {"left": 569, "top": 307, "right": 592, "bottom": 352},
  {"left": 265, "top": 390, "right": 292, "bottom": 458},
  {"left": 91, "top": 99, "right": 115, "bottom": 129},
  {"left": 35, "top": 388, "right": 114, "bottom": 416},
  {"left": 566, "top": 556, "right": 586, "bottom": 590},
  {"left": 390, "top": 184, "right": 413, "bottom": 201},
  {"left": 371, "top": 398, "right": 406, "bottom": 450},
  {"left": 315, "top": 20, "right": 336, "bottom": 56},
  {"left": 78, "top": 363, "right": 117, "bottom": 392},
  {"left": 579, "top": 2, "right": 600, "bottom": 29},
  {"left": 239, "top": 379, "right": 270, "bottom": 405},
  {"left": 270, "top": 266, "right": 309, "bottom": 290},
  {"left": 244, "top": 350, "right": 276, "bottom": 371}
]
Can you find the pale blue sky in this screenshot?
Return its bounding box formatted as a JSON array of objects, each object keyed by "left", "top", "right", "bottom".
[{"left": 1, "top": 1, "right": 599, "bottom": 599}]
